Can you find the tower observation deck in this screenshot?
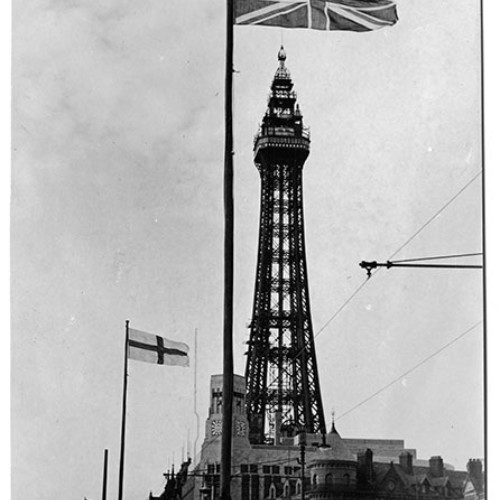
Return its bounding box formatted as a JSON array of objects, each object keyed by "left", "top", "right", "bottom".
[{"left": 246, "top": 47, "right": 326, "bottom": 444}]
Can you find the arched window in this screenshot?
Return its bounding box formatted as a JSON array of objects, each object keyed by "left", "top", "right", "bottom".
[
  {"left": 325, "top": 473, "right": 333, "bottom": 485},
  {"left": 312, "top": 474, "right": 317, "bottom": 488},
  {"left": 284, "top": 482, "right": 290, "bottom": 497},
  {"left": 296, "top": 480, "right": 302, "bottom": 495},
  {"left": 344, "top": 473, "right": 350, "bottom": 486},
  {"left": 269, "top": 484, "right": 276, "bottom": 499}
]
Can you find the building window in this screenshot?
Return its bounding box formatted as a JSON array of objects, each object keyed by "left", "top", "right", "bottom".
[
  {"left": 263, "top": 465, "right": 271, "bottom": 474},
  {"left": 234, "top": 392, "right": 245, "bottom": 414},
  {"left": 264, "top": 476, "right": 273, "bottom": 496},
  {"left": 284, "top": 466, "right": 292, "bottom": 476},
  {"left": 250, "top": 464, "right": 258, "bottom": 474},
  {"left": 251, "top": 475, "right": 259, "bottom": 500},
  {"left": 242, "top": 475, "right": 250, "bottom": 500},
  {"left": 272, "top": 466, "right": 280, "bottom": 475},
  {"left": 241, "top": 464, "right": 249, "bottom": 474},
  {"left": 269, "top": 484, "right": 276, "bottom": 499},
  {"left": 207, "top": 464, "right": 215, "bottom": 475},
  {"left": 344, "top": 473, "right": 350, "bottom": 486},
  {"left": 207, "top": 474, "right": 220, "bottom": 499},
  {"left": 212, "top": 391, "right": 222, "bottom": 414},
  {"left": 325, "top": 473, "right": 333, "bottom": 485},
  {"left": 296, "top": 480, "right": 302, "bottom": 495}
]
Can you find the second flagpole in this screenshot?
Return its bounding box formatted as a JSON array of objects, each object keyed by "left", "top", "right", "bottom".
[{"left": 118, "top": 320, "right": 130, "bottom": 500}]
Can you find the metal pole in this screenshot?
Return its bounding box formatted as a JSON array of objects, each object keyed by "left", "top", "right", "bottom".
[
  {"left": 301, "top": 446, "right": 305, "bottom": 500},
  {"left": 221, "top": 0, "right": 235, "bottom": 498},
  {"left": 118, "top": 320, "right": 130, "bottom": 500},
  {"left": 298, "top": 431, "right": 306, "bottom": 500},
  {"left": 102, "top": 449, "right": 109, "bottom": 500},
  {"left": 194, "top": 328, "right": 200, "bottom": 459}
]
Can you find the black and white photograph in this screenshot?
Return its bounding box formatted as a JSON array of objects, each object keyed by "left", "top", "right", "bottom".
[{"left": 10, "top": 1, "right": 493, "bottom": 500}]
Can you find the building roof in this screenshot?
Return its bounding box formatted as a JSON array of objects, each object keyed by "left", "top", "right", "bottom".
[{"left": 369, "top": 461, "right": 468, "bottom": 497}]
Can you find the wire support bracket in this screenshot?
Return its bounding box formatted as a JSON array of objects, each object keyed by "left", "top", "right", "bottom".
[{"left": 359, "top": 260, "right": 483, "bottom": 278}]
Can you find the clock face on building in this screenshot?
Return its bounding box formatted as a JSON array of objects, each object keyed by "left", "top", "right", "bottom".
[
  {"left": 211, "top": 420, "right": 222, "bottom": 436},
  {"left": 235, "top": 420, "right": 247, "bottom": 436}
]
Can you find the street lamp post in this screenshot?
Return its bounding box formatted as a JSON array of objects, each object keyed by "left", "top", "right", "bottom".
[{"left": 297, "top": 430, "right": 307, "bottom": 500}]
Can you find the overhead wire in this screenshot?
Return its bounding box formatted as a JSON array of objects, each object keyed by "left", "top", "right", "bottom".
[
  {"left": 315, "top": 170, "right": 482, "bottom": 339},
  {"left": 337, "top": 174, "right": 484, "bottom": 419},
  {"left": 336, "top": 320, "right": 483, "bottom": 421},
  {"left": 390, "top": 252, "right": 482, "bottom": 264},
  {"left": 387, "top": 171, "right": 482, "bottom": 261},
  {"left": 314, "top": 278, "right": 371, "bottom": 338}
]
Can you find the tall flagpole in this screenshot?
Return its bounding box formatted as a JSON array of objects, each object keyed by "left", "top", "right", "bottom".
[
  {"left": 102, "top": 449, "right": 109, "bottom": 500},
  {"left": 118, "top": 320, "right": 130, "bottom": 500},
  {"left": 221, "top": 0, "right": 234, "bottom": 498}
]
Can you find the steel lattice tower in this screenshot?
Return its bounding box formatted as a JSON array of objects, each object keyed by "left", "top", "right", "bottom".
[{"left": 245, "top": 47, "right": 326, "bottom": 444}]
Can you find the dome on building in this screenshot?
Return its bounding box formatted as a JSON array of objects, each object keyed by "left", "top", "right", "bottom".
[
  {"left": 313, "top": 432, "right": 357, "bottom": 463},
  {"left": 308, "top": 432, "right": 358, "bottom": 496}
]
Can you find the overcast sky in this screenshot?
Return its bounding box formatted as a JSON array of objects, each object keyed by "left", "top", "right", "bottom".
[{"left": 12, "top": 1, "right": 485, "bottom": 500}]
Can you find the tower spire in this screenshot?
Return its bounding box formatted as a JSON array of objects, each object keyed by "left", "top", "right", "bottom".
[{"left": 245, "top": 50, "right": 326, "bottom": 444}]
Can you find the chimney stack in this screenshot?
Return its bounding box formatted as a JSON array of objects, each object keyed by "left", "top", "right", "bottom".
[
  {"left": 399, "top": 452, "right": 414, "bottom": 474},
  {"left": 467, "top": 459, "right": 483, "bottom": 492},
  {"left": 429, "top": 456, "right": 444, "bottom": 477},
  {"left": 357, "top": 449, "right": 374, "bottom": 481}
]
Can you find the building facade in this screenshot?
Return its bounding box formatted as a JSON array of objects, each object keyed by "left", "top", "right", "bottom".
[{"left": 147, "top": 374, "right": 482, "bottom": 500}]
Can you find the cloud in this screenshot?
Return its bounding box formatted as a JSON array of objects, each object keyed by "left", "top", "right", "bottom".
[{"left": 14, "top": 0, "right": 225, "bottom": 172}]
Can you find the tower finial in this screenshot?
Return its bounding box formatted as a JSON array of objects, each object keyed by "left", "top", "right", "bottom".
[
  {"left": 278, "top": 45, "right": 286, "bottom": 66},
  {"left": 330, "top": 410, "right": 338, "bottom": 434}
]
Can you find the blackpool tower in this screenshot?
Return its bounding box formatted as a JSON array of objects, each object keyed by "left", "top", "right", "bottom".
[{"left": 245, "top": 47, "right": 326, "bottom": 444}]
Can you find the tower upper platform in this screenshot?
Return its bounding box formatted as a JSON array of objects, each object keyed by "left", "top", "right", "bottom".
[{"left": 254, "top": 47, "right": 310, "bottom": 165}]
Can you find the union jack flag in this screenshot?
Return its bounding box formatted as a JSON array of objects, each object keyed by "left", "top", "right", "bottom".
[{"left": 234, "top": 0, "right": 398, "bottom": 31}]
